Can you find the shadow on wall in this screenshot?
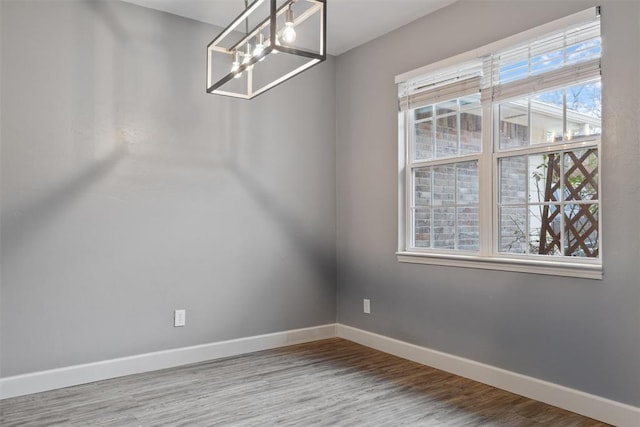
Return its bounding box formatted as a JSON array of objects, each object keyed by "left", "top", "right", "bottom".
[
  {"left": 227, "top": 162, "right": 336, "bottom": 285},
  {"left": 1, "top": 147, "right": 128, "bottom": 255}
]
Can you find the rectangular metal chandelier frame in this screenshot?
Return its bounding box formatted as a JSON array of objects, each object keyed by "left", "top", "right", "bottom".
[{"left": 206, "top": 0, "right": 326, "bottom": 99}]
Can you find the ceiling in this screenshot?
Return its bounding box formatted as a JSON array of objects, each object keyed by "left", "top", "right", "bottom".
[{"left": 121, "top": 0, "right": 458, "bottom": 56}]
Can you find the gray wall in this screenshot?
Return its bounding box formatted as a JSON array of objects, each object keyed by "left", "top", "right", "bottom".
[
  {"left": 336, "top": 0, "right": 640, "bottom": 407},
  {"left": 0, "top": 0, "right": 336, "bottom": 377}
]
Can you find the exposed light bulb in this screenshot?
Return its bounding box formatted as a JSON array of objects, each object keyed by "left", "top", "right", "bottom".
[
  {"left": 282, "top": 6, "right": 296, "bottom": 44},
  {"left": 242, "top": 43, "right": 254, "bottom": 71},
  {"left": 283, "top": 23, "right": 296, "bottom": 44},
  {"left": 252, "top": 33, "right": 266, "bottom": 61},
  {"left": 231, "top": 51, "right": 242, "bottom": 79}
]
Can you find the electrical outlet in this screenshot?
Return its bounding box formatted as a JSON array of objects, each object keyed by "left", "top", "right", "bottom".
[
  {"left": 363, "top": 299, "right": 371, "bottom": 314},
  {"left": 174, "top": 309, "right": 186, "bottom": 327}
]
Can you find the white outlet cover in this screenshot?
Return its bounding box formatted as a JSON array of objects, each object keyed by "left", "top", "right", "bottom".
[
  {"left": 174, "top": 309, "right": 186, "bottom": 327},
  {"left": 363, "top": 299, "right": 371, "bottom": 314}
]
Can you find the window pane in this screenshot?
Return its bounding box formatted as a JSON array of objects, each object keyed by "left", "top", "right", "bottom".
[
  {"left": 531, "top": 89, "right": 564, "bottom": 144},
  {"left": 499, "top": 83, "right": 601, "bottom": 149},
  {"left": 499, "top": 100, "right": 529, "bottom": 150},
  {"left": 529, "top": 153, "right": 561, "bottom": 203},
  {"left": 414, "top": 120, "right": 434, "bottom": 161},
  {"left": 498, "top": 148, "right": 599, "bottom": 258},
  {"left": 564, "top": 149, "right": 598, "bottom": 201},
  {"left": 457, "top": 206, "right": 479, "bottom": 251},
  {"left": 499, "top": 156, "right": 527, "bottom": 204},
  {"left": 530, "top": 204, "right": 561, "bottom": 255},
  {"left": 414, "top": 96, "right": 482, "bottom": 161},
  {"left": 434, "top": 99, "right": 459, "bottom": 159},
  {"left": 457, "top": 161, "right": 478, "bottom": 205},
  {"left": 413, "top": 209, "right": 431, "bottom": 248},
  {"left": 412, "top": 162, "right": 479, "bottom": 252},
  {"left": 460, "top": 108, "right": 482, "bottom": 154},
  {"left": 436, "top": 99, "right": 457, "bottom": 115},
  {"left": 435, "top": 114, "right": 458, "bottom": 158},
  {"left": 565, "top": 204, "right": 599, "bottom": 257},
  {"left": 414, "top": 168, "right": 432, "bottom": 206},
  {"left": 433, "top": 165, "right": 455, "bottom": 206},
  {"left": 499, "top": 59, "right": 529, "bottom": 84},
  {"left": 566, "top": 81, "right": 601, "bottom": 140},
  {"left": 433, "top": 207, "right": 455, "bottom": 249},
  {"left": 415, "top": 105, "right": 433, "bottom": 121},
  {"left": 499, "top": 206, "right": 527, "bottom": 253}
]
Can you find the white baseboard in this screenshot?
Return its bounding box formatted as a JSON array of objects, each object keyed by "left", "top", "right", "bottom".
[
  {"left": 3, "top": 322, "right": 638, "bottom": 427},
  {"left": 336, "top": 324, "right": 640, "bottom": 427},
  {"left": 0, "top": 324, "right": 337, "bottom": 400}
]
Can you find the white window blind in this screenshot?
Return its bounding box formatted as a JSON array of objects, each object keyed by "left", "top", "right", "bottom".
[
  {"left": 491, "top": 58, "right": 600, "bottom": 102},
  {"left": 490, "top": 20, "right": 601, "bottom": 86},
  {"left": 398, "top": 60, "right": 482, "bottom": 111},
  {"left": 490, "top": 18, "right": 601, "bottom": 101},
  {"left": 398, "top": 8, "right": 601, "bottom": 107}
]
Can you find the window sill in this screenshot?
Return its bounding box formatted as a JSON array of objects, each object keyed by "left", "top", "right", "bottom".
[{"left": 396, "top": 251, "right": 603, "bottom": 280}]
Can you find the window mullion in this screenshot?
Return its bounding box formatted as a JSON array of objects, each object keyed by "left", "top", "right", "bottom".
[
  {"left": 430, "top": 167, "right": 435, "bottom": 249},
  {"left": 479, "top": 99, "right": 494, "bottom": 257},
  {"left": 411, "top": 154, "right": 481, "bottom": 168},
  {"left": 454, "top": 102, "right": 460, "bottom": 251},
  {"left": 494, "top": 140, "right": 599, "bottom": 159},
  {"left": 403, "top": 111, "right": 411, "bottom": 252},
  {"left": 562, "top": 89, "right": 568, "bottom": 140},
  {"left": 454, "top": 163, "right": 458, "bottom": 250},
  {"left": 525, "top": 151, "right": 530, "bottom": 255},
  {"left": 560, "top": 151, "right": 566, "bottom": 256},
  {"left": 526, "top": 98, "right": 532, "bottom": 255},
  {"left": 597, "top": 140, "right": 602, "bottom": 257}
]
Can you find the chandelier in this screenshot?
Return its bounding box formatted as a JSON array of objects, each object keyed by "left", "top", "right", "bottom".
[{"left": 206, "top": 0, "right": 326, "bottom": 99}]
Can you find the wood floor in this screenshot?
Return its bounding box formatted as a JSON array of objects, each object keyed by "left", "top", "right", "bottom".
[{"left": 0, "top": 338, "right": 609, "bottom": 426}]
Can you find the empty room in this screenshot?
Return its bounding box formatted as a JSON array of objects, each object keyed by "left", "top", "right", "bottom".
[{"left": 1, "top": 0, "right": 639, "bottom": 425}]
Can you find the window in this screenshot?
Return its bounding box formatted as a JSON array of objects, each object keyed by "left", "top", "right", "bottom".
[
  {"left": 411, "top": 95, "right": 482, "bottom": 251},
  {"left": 397, "top": 8, "right": 602, "bottom": 278}
]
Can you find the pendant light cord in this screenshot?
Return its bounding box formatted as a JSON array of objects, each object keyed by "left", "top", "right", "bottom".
[{"left": 244, "top": 0, "right": 249, "bottom": 35}]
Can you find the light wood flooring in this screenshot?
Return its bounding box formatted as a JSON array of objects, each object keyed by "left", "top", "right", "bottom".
[{"left": 0, "top": 338, "right": 609, "bottom": 426}]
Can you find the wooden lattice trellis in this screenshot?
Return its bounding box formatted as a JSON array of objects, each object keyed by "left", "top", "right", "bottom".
[{"left": 539, "top": 149, "right": 599, "bottom": 257}]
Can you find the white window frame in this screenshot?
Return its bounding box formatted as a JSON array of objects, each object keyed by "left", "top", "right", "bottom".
[{"left": 396, "top": 7, "right": 603, "bottom": 280}]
